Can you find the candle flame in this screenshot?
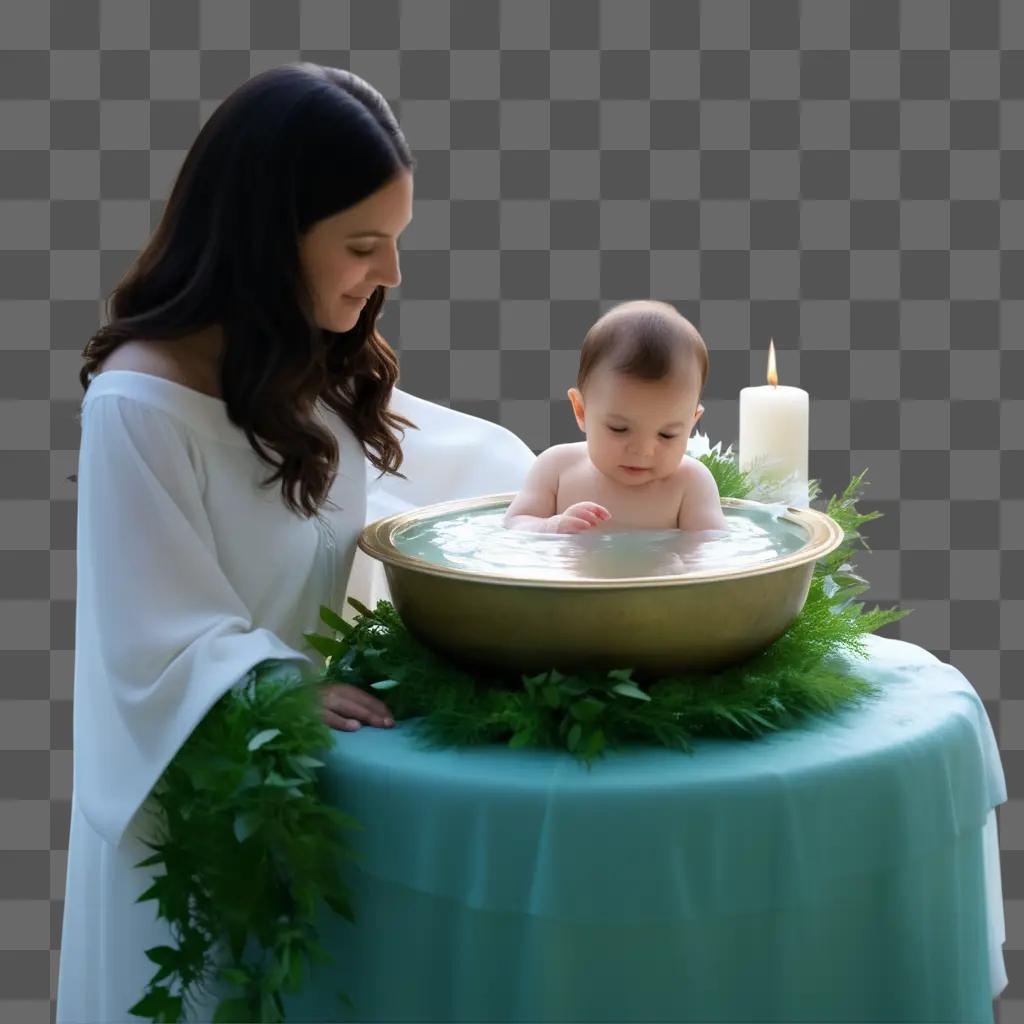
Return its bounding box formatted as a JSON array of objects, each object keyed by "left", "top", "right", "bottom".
[{"left": 766, "top": 339, "right": 778, "bottom": 387}]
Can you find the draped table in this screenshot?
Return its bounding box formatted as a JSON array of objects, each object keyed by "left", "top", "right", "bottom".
[{"left": 283, "top": 633, "right": 1008, "bottom": 1023}]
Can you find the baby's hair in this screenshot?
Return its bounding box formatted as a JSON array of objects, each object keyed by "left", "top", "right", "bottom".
[{"left": 576, "top": 300, "right": 709, "bottom": 401}]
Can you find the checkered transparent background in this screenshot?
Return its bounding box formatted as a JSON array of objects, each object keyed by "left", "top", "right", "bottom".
[{"left": 1, "top": 1, "right": 1021, "bottom": 1020}]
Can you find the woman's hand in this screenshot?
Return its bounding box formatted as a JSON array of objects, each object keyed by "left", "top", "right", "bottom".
[
  {"left": 320, "top": 682, "right": 394, "bottom": 732},
  {"left": 552, "top": 501, "right": 611, "bottom": 534}
]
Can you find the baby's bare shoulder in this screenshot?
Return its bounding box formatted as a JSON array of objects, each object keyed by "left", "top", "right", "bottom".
[
  {"left": 540, "top": 442, "right": 587, "bottom": 470},
  {"left": 516, "top": 443, "right": 582, "bottom": 494},
  {"left": 681, "top": 453, "right": 711, "bottom": 477},
  {"left": 676, "top": 455, "right": 719, "bottom": 497},
  {"left": 677, "top": 454, "right": 727, "bottom": 530}
]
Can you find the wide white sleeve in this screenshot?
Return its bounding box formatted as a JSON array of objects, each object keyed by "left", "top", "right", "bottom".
[
  {"left": 346, "top": 387, "right": 538, "bottom": 614},
  {"left": 73, "top": 396, "right": 313, "bottom": 848},
  {"left": 364, "top": 386, "right": 537, "bottom": 520}
]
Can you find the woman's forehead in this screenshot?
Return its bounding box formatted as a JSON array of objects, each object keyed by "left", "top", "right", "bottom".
[{"left": 321, "top": 173, "right": 414, "bottom": 234}]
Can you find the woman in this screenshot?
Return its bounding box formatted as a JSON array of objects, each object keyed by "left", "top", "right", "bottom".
[{"left": 56, "top": 64, "right": 535, "bottom": 1022}]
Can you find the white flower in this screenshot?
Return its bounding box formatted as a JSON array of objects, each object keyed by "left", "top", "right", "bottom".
[{"left": 686, "top": 430, "right": 712, "bottom": 457}]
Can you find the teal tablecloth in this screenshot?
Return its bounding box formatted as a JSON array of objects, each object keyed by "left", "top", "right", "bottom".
[{"left": 284, "top": 635, "right": 1008, "bottom": 1023}]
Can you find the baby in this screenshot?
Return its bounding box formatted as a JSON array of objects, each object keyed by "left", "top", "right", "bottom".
[{"left": 503, "top": 300, "right": 728, "bottom": 535}]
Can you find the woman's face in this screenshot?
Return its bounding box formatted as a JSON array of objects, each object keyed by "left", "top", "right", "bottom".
[{"left": 298, "top": 171, "right": 413, "bottom": 333}]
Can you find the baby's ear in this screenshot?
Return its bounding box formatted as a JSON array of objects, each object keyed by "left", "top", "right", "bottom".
[{"left": 569, "top": 387, "right": 585, "bottom": 428}]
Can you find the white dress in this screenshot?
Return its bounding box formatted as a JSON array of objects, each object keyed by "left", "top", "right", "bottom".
[{"left": 55, "top": 370, "right": 536, "bottom": 1023}]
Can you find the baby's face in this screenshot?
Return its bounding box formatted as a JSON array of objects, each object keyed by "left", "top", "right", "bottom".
[{"left": 568, "top": 365, "right": 703, "bottom": 487}]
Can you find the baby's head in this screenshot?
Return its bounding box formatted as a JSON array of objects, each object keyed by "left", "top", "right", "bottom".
[{"left": 567, "top": 300, "right": 709, "bottom": 486}]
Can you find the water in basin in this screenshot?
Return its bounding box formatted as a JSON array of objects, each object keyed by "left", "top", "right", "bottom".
[{"left": 392, "top": 503, "right": 808, "bottom": 582}]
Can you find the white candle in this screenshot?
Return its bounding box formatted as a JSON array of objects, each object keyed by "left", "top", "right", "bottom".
[{"left": 738, "top": 340, "right": 810, "bottom": 508}]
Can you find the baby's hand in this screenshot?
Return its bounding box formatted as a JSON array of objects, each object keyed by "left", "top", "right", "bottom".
[{"left": 552, "top": 501, "right": 611, "bottom": 534}]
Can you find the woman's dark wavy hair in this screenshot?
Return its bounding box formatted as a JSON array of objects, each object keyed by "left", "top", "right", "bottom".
[{"left": 80, "top": 63, "right": 417, "bottom": 518}]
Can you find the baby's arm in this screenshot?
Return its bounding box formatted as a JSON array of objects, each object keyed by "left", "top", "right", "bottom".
[
  {"left": 677, "top": 459, "right": 728, "bottom": 533},
  {"left": 502, "top": 447, "right": 565, "bottom": 532},
  {"left": 504, "top": 448, "right": 610, "bottom": 533}
]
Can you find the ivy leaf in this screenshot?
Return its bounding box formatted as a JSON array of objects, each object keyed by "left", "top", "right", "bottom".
[
  {"left": 135, "top": 876, "right": 165, "bottom": 906},
  {"left": 291, "top": 754, "right": 325, "bottom": 769},
  {"left": 569, "top": 697, "right": 606, "bottom": 723},
  {"left": 560, "top": 679, "right": 588, "bottom": 697},
  {"left": 143, "top": 946, "right": 178, "bottom": 968},
  {"left": 218, "top": 966, "right": 252, "bottom": 987},
  {"left": 236, "top": 766, "right": 262, "bottom": 791},
  {"left": 259, "top": 988, "right": 279, "bottom": 1020},
  {"left": 269, "top": 946, "right": 292, "bottom": 991},
  {"left": 286, "top": 949, "right": 304, "bottom": 991},
  {"left": 264, "top": 771, "right": 307, "bottom": 788},
  {"left": 323, "top": 890, "right": 356, "bottom": 923},
  {"left": 611, "top": 681, "right": 651, "bottom": 702},
  {"left": 567, "top": 722, "right": 582, "bottom": 751},
  {"left": 346, "top": 595, "right": 374, "bottom": 619},
  {"left": 246, "top": 728, "right": 281, "bottom": 752},
  {"left": 303, "top": 632, "right": 349, "bottom": 660},
  {"left": 319, "top": 604, "right": 354, "bottom": 635},
  {"left": 508, "top": 729, "right": 532, "bottom": 748},
  {"left": 233, "top": 810, "right": 261, "bottom": 844},
  {"left": 127, "top": 985, "right": 174, "bottom": 1019},
  {"left": 146, "top": 962, "right": 175, "bottom": 987},
  {"left": 581, "top": 727, "right": 606, "bottom": 761}
]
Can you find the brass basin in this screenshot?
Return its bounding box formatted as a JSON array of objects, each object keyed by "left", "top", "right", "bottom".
[{"left": 357, "top": 494, "right": 845, "bottom": 679}]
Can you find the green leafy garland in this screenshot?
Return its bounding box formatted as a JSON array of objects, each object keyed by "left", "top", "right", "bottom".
[
  {"left": 129, "top": 662, "right": 360, "bottom": 1023},
  {"left": 130, "top": 444, "right": 909, "bottom": 1022},
  {"left": 309, "top": 457, "right": 909, "bottom": 764}
]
